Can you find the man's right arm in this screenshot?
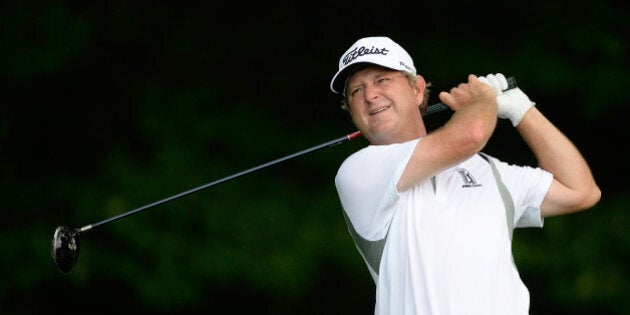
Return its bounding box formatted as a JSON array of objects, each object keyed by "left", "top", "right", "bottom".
[{"left": 397, "top": 74, "right": 498, "bottom": 192}]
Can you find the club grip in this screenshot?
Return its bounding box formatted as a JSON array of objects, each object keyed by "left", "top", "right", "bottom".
[
  {"left": 506, "top": 76, "right": 517, "bottom": 90},
  {"left": 424, "top": 76, "right": 517, "bottom": 116}
]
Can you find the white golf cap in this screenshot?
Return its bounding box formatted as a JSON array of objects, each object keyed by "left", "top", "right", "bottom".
[{"left": 330, "top": 36, "right": 416, "bottom": 95}]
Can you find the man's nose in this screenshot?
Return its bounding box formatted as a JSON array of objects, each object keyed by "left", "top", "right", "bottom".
[{"left": 364, "top": 84, "right": 380, "bottom": 101}]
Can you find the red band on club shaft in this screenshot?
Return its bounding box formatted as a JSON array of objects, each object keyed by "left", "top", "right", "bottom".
[{"left": 347, "top": 131, "right": 362, "bottom": 140}]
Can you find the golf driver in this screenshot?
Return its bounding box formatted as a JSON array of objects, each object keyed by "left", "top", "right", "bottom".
[{"left": 52, "top": 76, "right": 517, "bottom": 273}]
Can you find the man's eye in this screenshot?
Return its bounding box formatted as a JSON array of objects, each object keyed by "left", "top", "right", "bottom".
[
  {"left": 377, "top": 77, "right": 391, "bottom": 83},
  {"left": 350, "top": 87, "right": 363, "bottom": 96}
]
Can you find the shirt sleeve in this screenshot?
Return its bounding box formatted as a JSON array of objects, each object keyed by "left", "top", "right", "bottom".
[
  {"left": 491, "top": 157, "right": 553, "bottom": 228},
  {"left": 335, "top": 140, "right": 418, "bottom": 240}
]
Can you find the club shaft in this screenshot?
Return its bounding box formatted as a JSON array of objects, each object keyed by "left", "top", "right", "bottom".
[
  {"left": 80, "top": 131, "right": 363, "bottom": 232},
  {"left": 79, "top": 76, "right": 517, "bottom": 233}
]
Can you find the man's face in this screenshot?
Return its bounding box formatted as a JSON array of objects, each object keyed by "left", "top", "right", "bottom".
[{"left": 345, "top": 66, "right": 426, "bottom": 145}]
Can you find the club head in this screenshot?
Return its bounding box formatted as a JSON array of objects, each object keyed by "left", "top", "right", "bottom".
[{"left": 51, "top": 226, "right": 80, "bottom": 273}]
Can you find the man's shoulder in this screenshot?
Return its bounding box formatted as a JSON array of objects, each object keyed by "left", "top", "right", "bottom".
[{"left": 342, "top": 140, "right": 418, "bottom": 166}]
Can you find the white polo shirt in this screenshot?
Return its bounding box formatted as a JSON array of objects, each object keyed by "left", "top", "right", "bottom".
[{"left": 335, "top": 138, "right": 553, "bottom": 315}]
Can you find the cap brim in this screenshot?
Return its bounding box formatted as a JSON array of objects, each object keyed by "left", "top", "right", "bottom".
[{"left": 331, "top": 63, "right": 372, "bottom": 95}]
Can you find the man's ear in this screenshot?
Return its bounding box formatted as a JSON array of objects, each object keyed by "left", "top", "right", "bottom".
[{"left": 414, "top": 74, "right": 426, "bottom": 103}]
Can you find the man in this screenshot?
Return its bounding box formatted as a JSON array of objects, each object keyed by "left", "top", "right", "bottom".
[{"left": 330, "top": 36, "right": 600, "bottom": 314}]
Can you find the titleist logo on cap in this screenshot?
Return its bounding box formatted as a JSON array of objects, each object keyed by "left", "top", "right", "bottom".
[{"left": 342, "top": 46, "right": 390, "bottom": 65}]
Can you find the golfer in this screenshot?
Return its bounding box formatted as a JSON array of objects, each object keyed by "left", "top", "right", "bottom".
[{"left": 330, "top": 36, "right": 600, "bottom": 314}]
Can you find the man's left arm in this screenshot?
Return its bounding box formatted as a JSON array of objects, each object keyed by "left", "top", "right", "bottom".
[
  {"left": 478, "top": 73, "right": 601, "bottom": 217},
  {"left": 515, "top": 106, "right": 601, "bottom": 217}
]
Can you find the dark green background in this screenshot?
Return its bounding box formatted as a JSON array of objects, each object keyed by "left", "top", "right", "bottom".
[{"left": 1, "top": 0, "right": 627, "bottom": 314}]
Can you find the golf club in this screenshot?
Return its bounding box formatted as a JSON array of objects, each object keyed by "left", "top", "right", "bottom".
[{"left": 52, "top": 76, "right": 517, "bottom": 273}]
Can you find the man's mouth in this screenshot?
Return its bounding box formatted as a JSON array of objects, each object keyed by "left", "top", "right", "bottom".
[{"left": 369, "top": 105, "right": 391, "bottom": 116}]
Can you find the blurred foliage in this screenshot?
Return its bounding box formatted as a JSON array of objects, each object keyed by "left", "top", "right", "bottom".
[{"left": 0, "top": 0, "right": 627, "bottom": 314}]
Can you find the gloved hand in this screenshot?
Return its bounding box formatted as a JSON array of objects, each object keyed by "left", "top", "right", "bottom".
[{"left": 478, "top": 73, "right": 535, "bottom": 126}]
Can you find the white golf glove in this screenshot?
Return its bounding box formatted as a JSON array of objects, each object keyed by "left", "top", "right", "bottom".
[{"left": 478, "top": 73, "right": 535, "bottom": 126}]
